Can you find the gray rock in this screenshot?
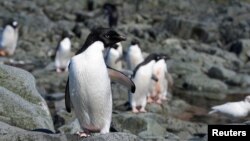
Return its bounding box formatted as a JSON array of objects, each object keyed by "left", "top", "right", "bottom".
[
  {"left": 0, "top": 64, "right": 54, "bottom": 131},
  {"left": 227, "top": 73, "right": 250, "bottom": 87},
  {"left": 165, "top": 117, "right": 207, "bottom": 140},
  {"left": 207, "top": 65, "right": 236, "bottom": 80},
  {"left": 112, "top": 113, "right": 172, "bottom": 140},
  {"left": 0, "top": 121, "right": 139, "bottom": 141},
  {"left": 181, "top": 73, "right": 228, "bottom": 93},
  {"left": 58, "top": 119, "right": 82, "bottom": 134},
  {"left": 33, "top": 69, "right": 68, "bottom": 93}
]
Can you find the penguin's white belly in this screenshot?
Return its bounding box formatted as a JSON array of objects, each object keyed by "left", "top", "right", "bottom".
[
  {"left": 69, "top": 56, "right": 112, "bottom": 131},
  {"left": 55, "top": 49, "right": 71, "bottom": 69},
  {"left": 128, "top": 54, "right": 143, "bottom": 70},
  {"left": 0, "top": 27, "right": 17, "bottom": 54},
  {"left": 106, "top": 49, "right": 121, "bottom": 70},
  {"left": 132, "top": 72, "right": 151, "bottom": 106}
]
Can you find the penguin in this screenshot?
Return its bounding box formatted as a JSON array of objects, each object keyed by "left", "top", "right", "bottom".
[
  {"left": 130, "top": 53, "right": 163, "bottom": 113},
  {"left": 55, "top": 32, "right": 72, "bottom": 73},
  {"left": 209, "top": 95, "right": 250, "bottom": 119},
  {"left": 103, "top": 3, "right": 118, "bottom": 28},
  {"left": 0, "top": 20, "right": 18, "bottom": 56},
  {"left": 105, "top": 42, "right": 123, "bottom": 70},
  {"left": 65, "top": 28, "right": 135, "bottom": 137},
  {"left": 126, "top": 39, "right": 144, "bottom": 70},
  {"left": 87, "top": 0, "right": 94, "bottom": 11},
  {"left": 148, "top": 53, "right": 170, "bottom": 104}
]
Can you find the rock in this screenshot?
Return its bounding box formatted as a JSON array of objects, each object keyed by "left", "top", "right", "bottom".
[
  {"left": 181, "top": 73, "right": 228, "bottom": 93},
  {"left": 165, "top": 117, "right": 207, "bottom": 140},
  {"left": 227, "top": 74, "right": 250, "bottom": 87},
  {"left": 207, "top": 65, "right": 236, "bottom": 80},
  {"left": 0, "top": 64, "right": 54, "bottom": 131},
  {"left": 0, "top": 121, "right": 139, "bottom": 141},
  {"left": 168, "top": 61, "right": 201, "bottom": 76},
  {"left": 112, "top": 112, "right": 172, "bottom": 140},
  {"left": 58, "top": 119, "right": 81, "bottom": 134},
  {"left": 33, "top": 69, "right": 68, "bottom": 93},
  {"left": 229, "top": 39, "right": 250, "bottom": 63}
]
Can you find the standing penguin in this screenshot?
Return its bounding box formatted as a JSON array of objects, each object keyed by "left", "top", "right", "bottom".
[
  {"left": 126, "top": 39, "right": 144, "bottom": 70},
  {"left": 105, "top": 42, "right": 123, "bottom": 70},
  {"left": 130, "top": 53, "right": 163, "bottom": 113},
  {"left": 65, "top": 28, "right": 135, "bottom": 137},
  {"left": 0, "top": 20, "right": 18, "bottom": 56},
  {"left": 103, "top": 3, "right": 118, "bottom": 28},
  {"left": 55, "top": 32, "right": 72, "bottom": 73},
  {"left": 148, "top": 53, "right": 169, "bottom": 104}
]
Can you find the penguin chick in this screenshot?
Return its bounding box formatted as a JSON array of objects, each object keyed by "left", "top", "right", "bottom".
[
  {"left": 55, "top": 32, "right": 72, "bottom": 73},
  {"left": 209, "top": 95, "right": 250, "bottom": 119},
  {"left": 130, "top": 53, "right": 163, "bottom": 113},
  {"left": 0, "top": 20, "right": 18, "bottom": 56},
  {"left": 65, "top": 28, "right": 135, "bottom": 137},
  {"left": 126, "top": 39, "right": 144, "bottom": 70}
]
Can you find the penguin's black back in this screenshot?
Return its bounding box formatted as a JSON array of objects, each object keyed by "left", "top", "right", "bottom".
[
  {"left": 132, "top": 53, "right": 158, "bottom": 78},
  {"left": 103, "top": 3, "right": 118, "bottom": 28}
]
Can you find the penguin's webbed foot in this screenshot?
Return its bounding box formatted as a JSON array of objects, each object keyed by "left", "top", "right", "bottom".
[
  {"left": 147, "top": 97, "right": 154, "bottom": 103},
  {"left": 75, "top": 131, "right": 90, "bottom": 138},
  {"left": 0, "top": 50, "right": 7, "bottom": 56},
  {"left": 156, "top": 99, "right": 162, "bottom": 105},
  {"left": 132, "top": 107, "right": 139, "bottom": 113},
  {"left": 139, "top": 108, "right": 147, "bottom": 113},
  {"left": 161, "top": 96, "right": 168, "bottom": 101}
]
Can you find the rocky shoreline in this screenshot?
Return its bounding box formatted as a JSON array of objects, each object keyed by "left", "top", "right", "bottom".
[{"left": 1, "top": 0, "right": 250, "bottom": 141}]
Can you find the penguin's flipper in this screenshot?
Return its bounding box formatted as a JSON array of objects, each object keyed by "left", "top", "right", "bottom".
[
  {"left": 65, "top": 78, "right": 71, "bottom": 112},
  {"left": 107, "top": 66, "right": 136, "bottom": 93},
  {"left": 151, "top": 74, "right": 158, "bottom": 82}
]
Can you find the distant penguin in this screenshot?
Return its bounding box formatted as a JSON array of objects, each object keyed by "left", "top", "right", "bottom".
[
  {"left": 103, "top": 3, "right": 118, "bottom": 28},
  {"left": 148, "top": 53, "right": 170, "bottom": 104},
  {"left": 0, "top": 20, "right": 18, "bottom": 56},
  {"left": 65, "top": 28, "right": 135, "bottom": 137},
  {"left": 105, "top": 42, "right": 123, "bottom": 70},
  {"left": 87, "top": 0, "right": 94, "bottom": 11},
  {"left": 126, "top": 39, "right": 144, "bottom": 70},
  {"left": 130, "top": 53, "right": 163, "bottom": 113},
  {"left": 209, "top": 96, "right": 250, "bottom": 119},
  {"left": 55, "top": 32, "right": 72, "bottom": 73}
]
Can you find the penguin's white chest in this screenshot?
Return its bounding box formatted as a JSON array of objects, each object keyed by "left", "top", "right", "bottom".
[
  {"left": 0, "top": 26, "right": 18, "bottom": 54},
  {"left": 106, "top": 48, "right": 122, "bottom": 70},
  {"left": 69, "top": 41, "right": 112, "bottom": 131},
  {"left": 55, "top": 38, "right": 71, "bottom": 68},
  {"left": 127, "top": 45, "right": 143, "bottom": 70}
]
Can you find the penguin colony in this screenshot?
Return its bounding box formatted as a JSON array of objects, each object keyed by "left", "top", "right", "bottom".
[{"left": 1, "top": 1, "right": 249, "bottom": 138}]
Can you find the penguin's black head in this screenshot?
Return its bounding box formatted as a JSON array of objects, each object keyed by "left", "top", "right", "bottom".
[
  {"left": 92, "top": 28, "right": 126, "bottom": 47},
  {"left": 5, "top": 20, "right": 18, "bottom": 29},
  {"left": 61, "top": 31, "right": 74, "bottom": 39},
  {"left": 157, "top": 53, "right": 170, "bottom": 61},
  {"left": 76, "top": 28, "right": 126, "bottom": 55},
  {"left": 103, "top": 3, "right": 117, "bottom": 13},
  {"left": 145, "top": 53, "right": 169, "bottom": 62},
  {"left": 131, "top": 39, "right": 140, "bottom": 46},
  {"left": 11, "top": 21, "right": 18, "bottom": 28}
]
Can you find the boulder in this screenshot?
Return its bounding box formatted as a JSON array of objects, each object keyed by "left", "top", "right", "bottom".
[
  {"left": 0, "top": 64, "right": 54, "bottom": 131},
  {"left": 0, "top": 121, "right": 139, "bottom": 141}
]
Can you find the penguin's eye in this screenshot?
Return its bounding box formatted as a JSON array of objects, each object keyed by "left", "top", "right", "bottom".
[{"left": 105, "top": 34, "right": 110, "bottom": 38}]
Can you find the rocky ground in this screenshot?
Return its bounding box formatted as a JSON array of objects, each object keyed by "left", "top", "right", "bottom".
[{"left": 1, "top": 0, "right": 250, "bottom": 141}]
